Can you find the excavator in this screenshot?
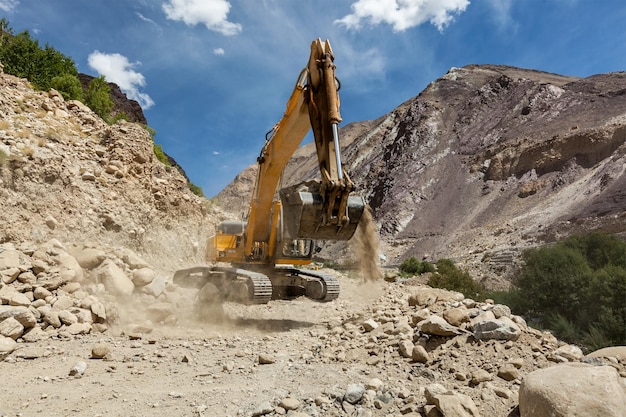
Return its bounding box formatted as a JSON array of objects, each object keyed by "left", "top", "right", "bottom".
[{"left": 174, "top": 39, "right": 365, "bottom": 305}]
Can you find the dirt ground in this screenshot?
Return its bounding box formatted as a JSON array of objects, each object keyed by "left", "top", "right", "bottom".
[{"left": 1, "top": 274, "right": 391, "bottom": 417}]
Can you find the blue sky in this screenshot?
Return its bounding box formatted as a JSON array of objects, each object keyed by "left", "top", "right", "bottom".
[{"left": 1, "top": 0, "right": 625, "bottom": 197}]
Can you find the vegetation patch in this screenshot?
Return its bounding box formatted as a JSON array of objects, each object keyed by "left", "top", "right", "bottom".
[{"left": 492, "top": 232, "right": 626, "bottom": 350}]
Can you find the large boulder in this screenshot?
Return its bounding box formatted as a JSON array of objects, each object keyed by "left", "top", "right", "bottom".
[
  {"left": 92, "top": 259, "right": 134, "bottom": 297},
  {"left": 519, "top": 363, "right": 626, "bottom": 417}
]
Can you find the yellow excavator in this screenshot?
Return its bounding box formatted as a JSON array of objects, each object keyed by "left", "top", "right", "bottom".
[{"left": 174, "top": 39, "right": 365, "bottom": 304}]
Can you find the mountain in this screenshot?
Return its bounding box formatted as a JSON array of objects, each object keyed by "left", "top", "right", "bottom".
[{"left": 216, "top": 64, "right": 626, "bottom": 286}]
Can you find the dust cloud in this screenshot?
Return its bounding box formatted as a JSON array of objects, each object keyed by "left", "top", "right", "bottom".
[{"left": 351, "top": 205, "right": 383, "bottom": 282}]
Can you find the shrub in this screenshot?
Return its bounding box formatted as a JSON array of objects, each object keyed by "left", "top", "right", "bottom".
[
  {"left": 399, "top": 256, "right": 435, "bottom": 276},
  {"left": 508, "top": 233, "right": 626, "bottom": 349},
  {"left": 427, "top": 258, "right": 484, "bottom": 298},
  {"left": 153, "top": 144, "right": 170, "bottom": 166},
  {"left": 85, "top": 76, "right": 113, "bottom": 121},
  {"left": 50, "top": 73, "right": 84, "bottom": 101},
  {"left": 188, "top": 182, "right": 205, "bottom": 198},
  {"left": 0, "top": 25, "right": 77, "bottom": 91},
  {"left": 111, "top": 112, "right": 130, "bottom": 124}
]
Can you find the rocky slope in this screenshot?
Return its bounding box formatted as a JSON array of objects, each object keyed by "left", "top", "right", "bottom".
[
  {"left": 0, "top": 62, "right": 625, "bottom": 417},
  {"left": 216, "top": 65, "right": 626, "bottom": 286}
]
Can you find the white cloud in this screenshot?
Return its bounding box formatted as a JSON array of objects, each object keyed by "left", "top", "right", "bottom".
[
  {"left": 335, "top": 0, "right": 470, "bottom": 32},
  {"left": 87, "top": 51, "right": 155, "bottom": 110},
  {"left": 162, "top": 0, "right": 242, "bottom": 36},
  {"left": 212, "top": 151, "right": 221, "bottom": 155},
  {"left": 486, "top": 0, "right": 517, "bottom": 32},
  {"left": 136, "top": 12, "right": 156, "bottom": 25},
  {"left": 0, "top": 0, "right": 18, "bottom": 12},
  {"left": 213, "top": 48, "right": 225, "bottom": 56}
]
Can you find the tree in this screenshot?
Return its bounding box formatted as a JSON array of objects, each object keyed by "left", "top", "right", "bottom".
[
  {"left": 85, "top": 76, "right": 113, "bottom": 120},
  {"left": 507, "top": 233, "right": 626, "bottom": 348},
  {"left": 516, "top": 245, "right": 592, "bottom": 324},
  {"left": 0, "top": 29, "right": 77, "bottom": 91},
  {"left": 51, "top": 74, "right": 84, "bottom": 101}
]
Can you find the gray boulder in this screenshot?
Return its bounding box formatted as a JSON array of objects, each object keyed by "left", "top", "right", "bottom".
[{"left": 519, "top": 362, "right": 626, "bottom": 417}]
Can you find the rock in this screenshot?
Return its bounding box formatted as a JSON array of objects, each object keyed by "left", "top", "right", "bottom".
[
  {"left": 65, "top": 322, "right": 91, "bottom": 335},
  {"left": 0, "top": 306, "right": 37, "bottom": 328},
  {"left": 443, "top": 307, "right": 470, "bottom": 327},
  {"left": 69, "top": 361, "right": 87, "bottom": 377},
  {"left": 42, "top": 310, "right": 62, "bottom": 328},
  {"left": 366, "top": 378, "right": 384, "bottom": 391},
  {"left": 15, "top": 346, "right": 47, "bottom": 359},
  {"left": 399, "top": 339, "right": 414, "bottom": 358},
  {"left": 432, "top": 393, "right": 481, "bottom": 417},
  {"left": 0, "top": 316, "right": 24, "bottom": 340},
  {"left": 91, "top": 343, "right": 111, "bottom": 359},
  {"left": 0, "top": 267, "right": 20, "bottom": 284},
  {"left": 52, "top": 295, "right": 75, "bottom": 311},
  {"left": 258, "top": 353, "right": 276, "bottom": 364},
  {"left": 489, "top": 304, "right": 511, "bottom": 318},
  {"left": 251, "top": 400, "right": 273, "bottom": 416},
  {"left": 93, "top": 259, "right": 134, "bottom": 297},
  {"left": 90, "top": 301, "right": 107, "bottom": 322},
  {"left": 21, "top": 326, "right": 49, "bottom": 342},
  {"left": 58, "top": 310, "right": 78, "bottom": 325},
  {"left": 0, "top": 249, "right": 21, "bottom": 270},
  {"left": 121, "top": 249, "right": 150, "bottom": 270},
  {"left": 279, "top": 397, "right": 300, "bottom": 411},
  {"left": 362, "top": 319, "right": 379, "bottom": 332},
  {"left": 519, "top": 363, "right": 626, "bottom": 417},
  {"left": 553, "top": 344, "right": 584, "bottom": 362},
  {"left": 411, "top": 344, "right": 430, "bottom": 363},
  {"left": 0, "top": 334, "right": 18, "bottom": 357},
  {"left": 471, "top": 369, "right": 493, "bottom": 384},
  {"left": 70, "top": 247, "right": 106, "bottom": 269},
  {"left": 33, "top": 286, "right": 53, "bottom": 300},
  {"left": 418, "top": 315, "right": 463, "bottom": 336},
  {"left": 345, "top": 383, "right": 365, "bottom": 404},
  {"left": 497, "top": 364, "right": 520, "bottom": 381},
  {"left": 142, "top": 274, "right": 166, "bottom": 297},
  {"left": 586, "top": 346, "right": 626, "bottom": 362},
  {"left": 473, "top": 317, "right": 521, "bottom": 341},
  {"left": 54, "top": 251, "right": 85, "bottom": 282},
  {"left": 8, "top": 292, "right": 30, "bottom": 307},
  {"left": 132, "top": 267, "right": 156, "bottom": 286}
]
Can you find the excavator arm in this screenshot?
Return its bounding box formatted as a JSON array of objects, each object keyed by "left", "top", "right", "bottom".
[{"left": 244, "top": 38, "right": 364, "bottom": 260}]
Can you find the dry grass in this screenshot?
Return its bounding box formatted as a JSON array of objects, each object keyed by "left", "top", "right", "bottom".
[{"left": 22, "top": 146, "right": 35, "bottom": 157}]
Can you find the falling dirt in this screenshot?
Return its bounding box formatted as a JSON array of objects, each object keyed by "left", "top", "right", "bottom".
[{"left": 351, "top": 205, "right": 384, "bottom": 282}]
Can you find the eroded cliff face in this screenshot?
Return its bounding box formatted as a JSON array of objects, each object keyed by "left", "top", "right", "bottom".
[{"left": 216, "top": 65, "right": 626, "bottom": 285}]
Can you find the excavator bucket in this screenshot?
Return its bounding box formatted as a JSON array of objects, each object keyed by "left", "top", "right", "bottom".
[{"left": 280, "top": 181, "right": 365, "bottom": 241}]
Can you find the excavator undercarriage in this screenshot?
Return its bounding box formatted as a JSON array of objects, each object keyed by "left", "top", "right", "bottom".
[{"left": 173, "top": 265, "right": 340, "bottom": 304}]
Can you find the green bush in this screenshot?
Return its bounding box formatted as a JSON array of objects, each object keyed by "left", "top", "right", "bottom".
[
  {"left": 188, "top": 182, "right": 205, "bottom": 198},
  {"left": 399, "top": 256, "right": 434, "bottom": 276},
  {"left": 85, "top": 76, "right": 113, "bottom": 121},
  {"left": 50, "top": 73, "right": 84, "bottom": 101},
  {"left": 428, "top": 258, "right": 484, "bottom": 298},
  {"left": 509, "top": 233, "right": 626, "bottom": 349},
  {"left": 0, "top": 23, "right": 77, "bottom": 91},
  {"left": 153, "top": 144, "right": 170, "bottom": 166}
]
